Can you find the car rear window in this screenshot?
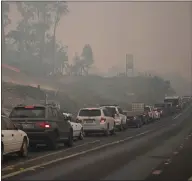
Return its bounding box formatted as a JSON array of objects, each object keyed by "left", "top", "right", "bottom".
[
  {"left": 10, "top": 106, "right": 45, "bottom": 118},
  {"left": 105, "top": 107, "right": 117, "bottom": 115},
  {"left": 144, "top": 107, "right": 150, "bottom": 112},
  {"left": 78, "top": 109, "right": 101, "bottom": 117},
  {"left": 154, "top": 104, "right": 165, "bottom": 108}
]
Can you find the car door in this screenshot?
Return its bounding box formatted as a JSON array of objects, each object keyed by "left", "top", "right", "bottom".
[
  {"left": 103, "top": 109, "right": 113, "bottom": 130},
  {"left": 55, "top": 108, "right": 70, "bottom": 139},
  {"left": 2, "top": 117, "right": 13, "bottom": 154},
  {"left": 117, "top": 107, "right": 126, "bottom": 125},
  {"left": 6, "top": 117, "right": 23, "bottom": 151},
  {"left": 2, "top": 117, "right": 19, "bottom": 152}
]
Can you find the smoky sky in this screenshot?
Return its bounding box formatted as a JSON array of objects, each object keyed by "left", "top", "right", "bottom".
[{"left": 8, "top": 2, "right": 192, "bottom": 80}]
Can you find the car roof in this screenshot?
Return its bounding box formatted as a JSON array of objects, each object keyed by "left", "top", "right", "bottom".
[
  {"left": 100, "top": 105, "right": 118, "bottom": 108},
  {"left": 13, "top": 104, "right": 56, "bottom": 108},
  {"left": 80, "top": 107, "right": 102, "bottom": 110}
]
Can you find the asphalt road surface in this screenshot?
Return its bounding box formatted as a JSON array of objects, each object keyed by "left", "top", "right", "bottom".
[
  {"left": 2, "top": 105, "right": 192, "bottom": 181},
  {"left": 146, "top": 133, "right": 192, "bottom": 181}
]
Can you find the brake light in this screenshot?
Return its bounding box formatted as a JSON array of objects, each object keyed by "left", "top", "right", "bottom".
[
  {"left": 36, "top": 122, "right": 51, "bottom": 128},
  {"left": 100, "top": 117, "right": 106, "bottom": 123},
  {"left": 25, "top": 105, "right": 34, "bottom": 109}
]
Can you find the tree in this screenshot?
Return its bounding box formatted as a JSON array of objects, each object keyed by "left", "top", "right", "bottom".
[
  {"left": 80, "top": 44, "right": 94, "bottom": 75},
  {"left": 2, "top": 2, "right": 11, "bottom": 61},
  {"left": 81, "top": 44, "right": 94, "bottom": 66},
  {"left": 50, "top": 2, "right": 68, "bottom": 73}
]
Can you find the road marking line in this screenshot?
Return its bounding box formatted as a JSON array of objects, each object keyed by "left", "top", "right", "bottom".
[
  {"left": 188, "top": 176, "right": 192, "bottom": 181},
  {"left": 152, "top": 170, "right": 162, "bottom": 175},
  {"left": 2, "top": 130, "right": 153, "bottom": 179},
  {"left": 173, "top": 113, "right": 182, "bottom": 120},
  {"left": 2, "top": 140, "right": 100, "bottom": 171}
]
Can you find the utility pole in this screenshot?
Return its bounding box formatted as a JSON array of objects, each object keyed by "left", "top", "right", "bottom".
[{"left": 190, "top": 1, "right": 192, "bottom": 97}]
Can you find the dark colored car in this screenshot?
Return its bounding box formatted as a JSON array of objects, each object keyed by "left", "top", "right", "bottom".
[
  {"left": 9, "top": 104, "right": 73, "bottom": 150},
  {"left": 126, "top": 112, "right": 143, "bottom": 128}
]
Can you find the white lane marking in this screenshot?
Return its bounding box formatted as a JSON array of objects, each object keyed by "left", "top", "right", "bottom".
[
  {"left": 188, "top": 176, "right": 192, "bottom": 181},
  {"left": 152, "top": 170, "right": 162, "bottom": 175},
  {"left": 2, "top": 140, "right": 100, "bottom": 171},
  {"left": 173, "top": 113, "right": 182, "bottom": 120},
  {"left": 2, "top": 130, "right": 153, "bottom": 179}
]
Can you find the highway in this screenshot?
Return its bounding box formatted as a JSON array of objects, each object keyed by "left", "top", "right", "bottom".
[{"left": 2, "top": 105, "right": 192, "bottom": 181}]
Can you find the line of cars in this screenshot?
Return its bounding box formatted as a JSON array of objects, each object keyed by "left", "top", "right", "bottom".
[{"left": 2, "top": 95, "right": 191, "bottom": 162}]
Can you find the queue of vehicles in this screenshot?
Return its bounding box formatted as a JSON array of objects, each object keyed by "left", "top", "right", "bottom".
[{"left": 1, "top": 95, "right": 191, "bottom": 161}]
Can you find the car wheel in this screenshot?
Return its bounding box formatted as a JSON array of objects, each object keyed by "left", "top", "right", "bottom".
[
  {"left": 110, "top": 123, "right": 116, "bottom": 135},
  {"left": 84, "top": 132, "right": 89, "bottom": 137},
  {"left": 29, "top": 143, "right": 37, "bottom": 151},
  {"left": 119, "top": 123, "right": 123, "bottom": 131},
  {"left": 48, "top": 131, "right": 59, "bottom": 150},
  {"left": 18, "top": 138, "right": 28, "bottom": 157},
  {"left": 65, "top": 129, "right": 73, "bottom": 147},
  {"left": 78, "top": 128, "right": 84, "bottom": 140},
  {"left": 104, "top": 124, "right": 110, "bottom": 136}
]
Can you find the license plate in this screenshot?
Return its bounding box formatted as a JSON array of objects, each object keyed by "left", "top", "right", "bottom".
[
  {"left": 22, "top": 123, "right": 34, "bottom": 129},
  {"left": 86, "top": 120, "right": 94, "bottom": 123}
]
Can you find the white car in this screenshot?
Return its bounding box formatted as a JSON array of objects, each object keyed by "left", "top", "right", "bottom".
[
  {"left": 153, "top": 108, "right": 161, "bottom": 120},
  {"left": 100, "top": 105, "right": 127, "bottom": 131},
  {"left": 63, "top": 113, "right": 84, "bottom": 140},
  {"left": 1, "top": 115, "right": 29, "bottom": 161},
  {"left": 76, "top": 107, "right": 115, "bottom": 136}
]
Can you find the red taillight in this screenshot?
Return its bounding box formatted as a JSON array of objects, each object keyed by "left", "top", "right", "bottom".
[
  {"left": 36, "top": 122, "right": 51, "bottom": 128},
  {"left": 25, "top": 105, "right": 34, "bottom": 109},
  {"left": 100, "top": 117, "right": 106, "bottom": 123}
]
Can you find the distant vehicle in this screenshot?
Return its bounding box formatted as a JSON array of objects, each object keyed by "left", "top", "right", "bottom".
[
  {"left": 2, "top": 115, "right": 29, "bottom": 161},
  {"left": 152, "top": 108, "right": 161, "bottom": 120},
  {"left": 63, "top": 112, "right": 84, "bottom": 140},
  {"left": 154, "top": 103, "right": 166, "bottom": 117},
  {"left": 131, "top": 103, "right": 149, "bottom": 124},
  {"left": 76, "top": 107, "right": 115, "bottom": 136},
  {"left": 9, "top": 104, "right": 73, "bottom": 150},
  {"left": 164, "top": 96, "right": 182, "bottom": 112},
  {"left": 100, "top": 105, "right": 127, "bottom": 131},
  {"left": 126, "top": 111, "right": 143, "bottom": 128},
  {"left": 144, "top": 105, "right": 155, "bottom": 121}
]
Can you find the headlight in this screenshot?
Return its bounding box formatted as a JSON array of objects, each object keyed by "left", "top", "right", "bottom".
[{"left": 133, "top": 117, "right": 136, "bottom": 120}]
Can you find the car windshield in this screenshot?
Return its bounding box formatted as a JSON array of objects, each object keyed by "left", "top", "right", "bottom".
[
  {"left": 10, "top": 107, "right": 45, "bottom": 118},
  {"left": 78, "top": 109, "right": 101, "bottom": 117}
]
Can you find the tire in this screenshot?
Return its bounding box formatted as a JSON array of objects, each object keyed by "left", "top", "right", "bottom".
[
  {"left": 84, "top": 132, "right": 89, "bottom": 137},
  {"left": 119, "top": 122, "right": 123, "bottom": 131},
  {"left": 104, "top": 124, "right": 110, "bottom": 136},
  {"left": 29, "top": 143, "right": 37, "bottom": 151},
  {"left": 65, "top": 129, "right": 73, "bottom": 147},
  {"left": 136, "top": 123, "right": 140, "bottom": 128},
  {"left": 110, "top": 123, "right": 116, "bottom": 135},
  {"left": 78, "top": 128, "right": 84, "bottom": 140},
  {"left": 47, "top": 131, "right": 59, "bottom": 150},
  {"left": 18, "top": 138, "right": 28, "bottom": 157}
]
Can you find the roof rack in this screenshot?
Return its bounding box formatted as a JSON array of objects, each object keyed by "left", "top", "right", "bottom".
[{"left": 100, "top": 104, "right": 119, "bottom": 107}]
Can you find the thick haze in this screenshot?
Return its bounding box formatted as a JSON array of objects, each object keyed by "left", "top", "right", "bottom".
[{"left": 9, "top": 2, "right": 192, "bottom": 80}]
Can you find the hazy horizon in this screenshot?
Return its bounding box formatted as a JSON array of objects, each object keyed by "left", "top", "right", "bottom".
[{"left": 7, "top": 2, "right": 192, "bottom": 81}]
